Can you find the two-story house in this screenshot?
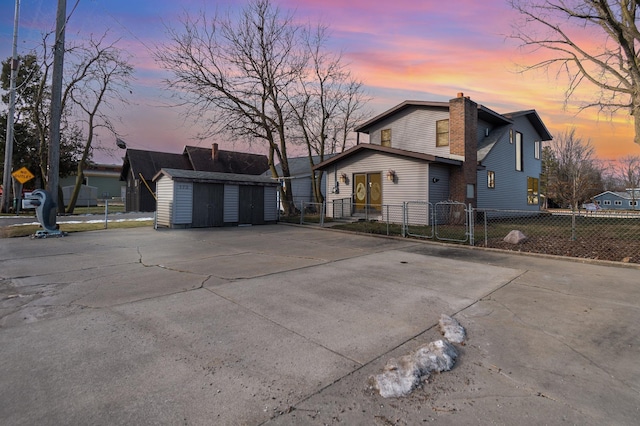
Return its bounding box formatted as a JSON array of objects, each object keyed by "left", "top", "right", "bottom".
[{"left": 314, "top": 93, "right": 553, "bottom": 218}]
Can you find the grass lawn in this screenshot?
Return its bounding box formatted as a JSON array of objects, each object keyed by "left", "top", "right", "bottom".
[{"left": 0, "top": 220, "right": 154, "bottom": 238}]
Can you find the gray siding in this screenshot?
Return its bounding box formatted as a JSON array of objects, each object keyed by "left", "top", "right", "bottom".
[
  {"left": 223, "top": 184, "right": 239, "bottom": 223},
  {"left": 174, "top": 182, "right": 193, "bottom": 224},
  {"left": 368, "top": 107, "right": 451, "bottom": 157},
  {"left": 156, "top": 176, "right": 174, "bottom": 227},
  {"left": 291, "top": 177, "right": 312, "bottom": 204},
  {"left": 264, "top": 186, "right": 278, "bottom": 221},
  {"left": 478, "top": 116, "right": 542, "bottom": 211}
]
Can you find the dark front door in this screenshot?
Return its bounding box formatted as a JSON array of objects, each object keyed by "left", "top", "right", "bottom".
[
  {"left": 192, "top": 183, "right": 224, "bottom": 227},
  {"left": 239, "top": 186, "right": 264, "bottom": 225}
]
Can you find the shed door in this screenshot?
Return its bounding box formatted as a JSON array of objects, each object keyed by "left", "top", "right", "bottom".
[
  {"left": 192, "top": 183, "right": 224, "bottom": 227},
  {"left": 239, "top": 186, "right": 264, "bottom": 225}
]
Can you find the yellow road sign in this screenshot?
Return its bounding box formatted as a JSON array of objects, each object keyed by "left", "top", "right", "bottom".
[{"left": 12, "top": 167, "right": 35, "bottom": 184}]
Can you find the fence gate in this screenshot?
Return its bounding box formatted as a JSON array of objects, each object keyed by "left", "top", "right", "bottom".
[
  {"left": 403, "top": 201, "right": 434, "bottom": 238},
  {"left": 434, "top": 201, "right": 469, "bottom": 242}
]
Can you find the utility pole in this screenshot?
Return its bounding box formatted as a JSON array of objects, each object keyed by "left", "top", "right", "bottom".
[
  {"left": 1, "top": 0, "right": 20, "bottom": 213},
  {"left": 47, "top": 0, "right": 66, "bottom": 220}
]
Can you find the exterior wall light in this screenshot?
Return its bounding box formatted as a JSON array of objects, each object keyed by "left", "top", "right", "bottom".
[
  {"left": 386, "top": 170, "right": 396, "bottom": 182},
  {"left": 339, "top": 172, "right": 348, "bottom": 184}
]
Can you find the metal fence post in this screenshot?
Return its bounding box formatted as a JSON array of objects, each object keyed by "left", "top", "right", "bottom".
[
  {"left": 321, "top": 201, "right": 326, "bottom": 227},
  {"left": 402, "top": 202, "right": 406, "bottom": 237},
  {"left": 468, "top": 204, "right": 474, "bottom": 246},
  {"left": 104, "top": 198, "right": 109, "bottom": 229},
  {"left": 300, "top": 201, "right": 304, "bottom": 225},
  {"left": 571, "top": 208, "right": 576, "bottom": 241}
]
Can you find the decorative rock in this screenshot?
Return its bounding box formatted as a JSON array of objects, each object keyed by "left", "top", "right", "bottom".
[{"left": 503, "top": 230, "right": 527, "bottom": 244}]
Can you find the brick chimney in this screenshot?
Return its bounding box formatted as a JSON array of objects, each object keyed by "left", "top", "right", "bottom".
[
  {"left": 212, "top": 143, "right": 219, "bottom": 161},
  {"left": 448, "top": 92, "right": 478, "bottom": 207}
]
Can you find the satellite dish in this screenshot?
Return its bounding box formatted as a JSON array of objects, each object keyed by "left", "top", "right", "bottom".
[{"left": 116, "top": 138, "right": 127, "bottom": 149}]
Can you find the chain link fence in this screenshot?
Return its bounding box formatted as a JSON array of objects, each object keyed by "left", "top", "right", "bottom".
[
  {"left": 474, "top": 209, "right": 640, "bottom": 263},
  {"left": 279, "top": 200, "right": 640, "bottom": 264}
]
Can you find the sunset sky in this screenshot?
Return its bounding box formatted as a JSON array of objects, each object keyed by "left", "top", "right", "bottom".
[{"left": 2, "top": 0, "right": 640, "bottom": 164}]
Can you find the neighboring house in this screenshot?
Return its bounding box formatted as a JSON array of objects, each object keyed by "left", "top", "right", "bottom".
[
  {"left": 314, "top": 93, "right": 552, "bottom": 218},
  {"left": 593, "top": 189, "right": 640, "bottom": 211},
  {"left": 60, "top": 163, "right": 124, "bottom": 205},
  {"left": 120, "top": 143, "right": 269, "bottom": 212},
  {"left": 263, "top": 155, "right": 335, "bottom": 207}
]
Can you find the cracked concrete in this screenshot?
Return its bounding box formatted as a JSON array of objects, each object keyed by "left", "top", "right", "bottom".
[{"left": 1, "top": 224, "right": 639, "bottom": 425}]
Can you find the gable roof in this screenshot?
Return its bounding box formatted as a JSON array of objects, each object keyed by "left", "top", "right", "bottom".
[
  {"left": 183, "top": 146, "right": 269, "bottom": 175},
  {"left": 313, "top": 143, "right": 462, "bottom": 171},
  {"left": 593, "top": 190, "right": 640, "bottom": 200},
  {"left": 503, "top": 110, "right": 553, "bottom": 141},
  {"left": 355, "top": 100, "right": 513, "bottom": 134},
  {"left": 120, "top": 145, "right": 269, "bottom": 181},
  {"left": 120, "top": 149, "right": 191, "bottom": 181}
]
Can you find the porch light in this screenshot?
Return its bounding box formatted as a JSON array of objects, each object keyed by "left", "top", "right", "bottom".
[
  {"left": 386, "top": 169, "right": 396, "bottom": 182},
  {"left": 339, "top": 172, "right": 348, "bottom": 184}
]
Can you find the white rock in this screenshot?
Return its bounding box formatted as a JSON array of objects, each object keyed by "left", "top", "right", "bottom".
[{"left": 503, "top": 230, "right": 527, "bottom": 244}]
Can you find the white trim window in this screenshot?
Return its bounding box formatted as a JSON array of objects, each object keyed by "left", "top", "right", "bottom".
[
  {"left": 614, "top": 200, "right": 622, "bottom": 206},
  {"left": 515, "top": 131, "right": 523, "bottom": 171}
]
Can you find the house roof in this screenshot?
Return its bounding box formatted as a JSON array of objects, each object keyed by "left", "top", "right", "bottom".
[
  {"left": 354, "top": 100, "right": 514, "bottom": 134},
  {"left": 313, "top": 143, "right": 462, "bottom": 171},
  {"left": 503, "top": 110, "right": 553, "bottom": 141},
  {"left": 264, "top": 154, "right": 337, "bottom": 178},
  {"left": 153, "top": 168, "right": 279, "bottom": 186},
  {"left": 120, "top": 145, "right": 269, "bottom": 181},
  {"left": 183, "top": 146, "right": 269, "bottom": 175},
  {"left": 593, "top": 190, "right": 639, "bottom": 200},
  {"left": 120, "top": 149, "right": 191, "bottom": 181}
]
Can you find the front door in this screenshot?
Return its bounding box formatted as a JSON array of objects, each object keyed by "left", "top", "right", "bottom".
[{"left": 353, "top": 173, "right": 382, "bottom": 214}]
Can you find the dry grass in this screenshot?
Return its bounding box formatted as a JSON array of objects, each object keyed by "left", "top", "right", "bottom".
[{"left": 0, "top": 220, "right": 154, "bottom": 238}]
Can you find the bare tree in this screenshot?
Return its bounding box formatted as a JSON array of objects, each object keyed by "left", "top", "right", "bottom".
[
  {"left": 509, "top": 0, "right": 640, "bottom": 145},
  {"left": 546, "top": 128, "right": 602, "bottom": 209},
  {"left": 616, "top": 154, "right": 640, "bottom": 203},
  {"left": 289, "top": 25, "right": 370, "bottom": 203},
  {"left": 155, "top": 0, "right": 305, "bottom": 214},
  {"left": 63, "top": 34, "right": 133, "bottom": 213}
]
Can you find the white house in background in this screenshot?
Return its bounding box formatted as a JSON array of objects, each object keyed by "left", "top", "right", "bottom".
[{"left": 314, "top": 93, "right": 553, "bottom": 218}]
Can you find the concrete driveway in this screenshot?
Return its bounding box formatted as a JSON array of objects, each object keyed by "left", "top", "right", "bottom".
[{"left": 0, "top": 225, "right": 638, "bottom": 425}]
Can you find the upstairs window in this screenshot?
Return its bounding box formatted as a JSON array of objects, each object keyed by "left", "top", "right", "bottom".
[
  {"left": 436, "top": 119, "right": 449, "bottom": 147},
  {"left": 534, "top": 141, "right": 541, "bottom": 159},
  {"left": 381, "top": 129, "right": 392, "bottom": 147},
  {"left": 515, "top": 131, "right": 523, "bottom": 171}
]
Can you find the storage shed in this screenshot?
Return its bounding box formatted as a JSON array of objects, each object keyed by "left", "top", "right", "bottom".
[{"left": 154, "top": 168, "right": 280, "bottom": 228}]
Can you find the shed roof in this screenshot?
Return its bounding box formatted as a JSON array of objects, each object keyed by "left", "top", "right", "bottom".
[{"left": 153, "top": 168, "right": 279, "bottom": 186}]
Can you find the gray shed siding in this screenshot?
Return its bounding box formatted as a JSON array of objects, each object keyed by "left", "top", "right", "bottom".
[
  {"left": 174, "top": 182, "right": 193, "bottom": 223},
  {"left": 155, "top": 176, "right": 174, "bottom": 227},
  {"left": 478, "top": 116, "right": 542, "bottom": 211},
  {"left": 223, "top": 184, "right": 239, "bottom": 223},
  {"left": 156, "top": 177, "right": 193, "bottom": 227},
  {"left": 367, "top": 107, "right": 451, "bottom": 158},
  {"left": 264, "top": 186, "right": 278, "bottom": 221}
]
